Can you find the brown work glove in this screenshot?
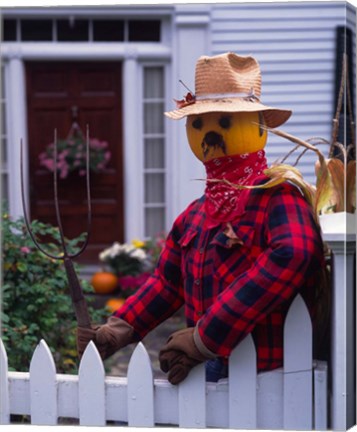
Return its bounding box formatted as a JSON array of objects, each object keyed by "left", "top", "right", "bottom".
[
  {"left": 159, "top": 327, "right": 216, "bottom": 385},
  {"left": 77, "top": 316, "right": 135, "bottom": 360}
]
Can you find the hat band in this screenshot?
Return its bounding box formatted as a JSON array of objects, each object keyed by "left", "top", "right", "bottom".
[{"left": 196, "top": 90, "right": 258, "bottom": 101}]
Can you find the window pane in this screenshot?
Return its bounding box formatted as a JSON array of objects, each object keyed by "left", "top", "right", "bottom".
[
  {"left": 21, "top": 20, "right": 52, "bottom": 41},
  {"left": 1, "top": 137, "right": 7, "bottom": 164},
  {"left": 145, "top": 207, "right": 165, "bottom": 238},
  {"left": 128, "top": 20, "right": 161, "bottom": 42},
  {"left": 57, "top": 19, "right": 88, "bottom": 41},
  {"left": 1, "top": 67, "right": 5, "bottom": 97},
  {"left": 145, "top": 138, "right": 164, "bottom": 169},
  {"left": 144, "top": 67, "right": 164, "bottom": 99},
  {"left": 1, "top": 174, "right": 8, "bottom": 201},
  {"left": 1, "top": 102, "right": 6, "bottom": 135},
  {"left": 144, "top": 103, "right": 164, "bottom": 134},
  {"left": 145, "top": 173, "right": 165, "bottom": 203},
  {"left": 93, "top": 20, "right": 124, "bottom": 41},
  {"left": 4, "top": 19, "right": 17, "bottom": 41}
]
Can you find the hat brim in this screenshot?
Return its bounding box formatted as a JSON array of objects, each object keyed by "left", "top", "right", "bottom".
[{"left": 164, "top": 98, "right": 291, "bottom": 128}]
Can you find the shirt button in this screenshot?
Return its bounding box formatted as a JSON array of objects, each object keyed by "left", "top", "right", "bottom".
[
  {"left": 199, "top": 248, "right": 204, "bottom": 254},
  {"left": 194, "top": 279, "right": 200, "bottom": 285},
  {"left": 197, "top": 311, "right": 203, "bottom": 316}
]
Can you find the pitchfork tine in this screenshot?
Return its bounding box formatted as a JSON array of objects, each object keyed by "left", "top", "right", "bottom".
[
  {"left": 53, "top": 128, "right": 69, "bottom": 255},
  {"left": 20, "top": 140, "right": 61, "bottom": 260},
  {"left": 51, "top": 126, "right": 91, "bottom": 259},
  {"left": 69, "top": 124, "right": 92, "bottom": 259}
]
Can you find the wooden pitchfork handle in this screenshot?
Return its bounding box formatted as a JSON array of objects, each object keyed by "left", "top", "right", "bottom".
[{"left": 64, "top": 257, "right": 92, "bottom": 329}]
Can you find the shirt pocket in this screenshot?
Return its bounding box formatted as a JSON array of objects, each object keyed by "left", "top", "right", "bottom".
[
  {"left": 178, "top": 228, "right": 198, "bottom": 278},
  {"left": 211, "top": 223, "right": 256, "bottom": 284}
]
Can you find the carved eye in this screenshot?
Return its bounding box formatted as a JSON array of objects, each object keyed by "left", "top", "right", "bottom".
[
  {"left": 192, "top": 117, "right": 203, "bottom": 130},
  {"left": 219, "top": 116, "right": 231, "bottom": 129}
]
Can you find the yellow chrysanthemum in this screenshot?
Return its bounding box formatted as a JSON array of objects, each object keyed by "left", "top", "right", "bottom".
[{"left": 132, "top": 239, "right": 145, "bottom": 249}]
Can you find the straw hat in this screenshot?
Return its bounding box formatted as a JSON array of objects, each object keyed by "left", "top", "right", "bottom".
[{"left": 165, "top": 52, "right": 291, "bottom": 128}]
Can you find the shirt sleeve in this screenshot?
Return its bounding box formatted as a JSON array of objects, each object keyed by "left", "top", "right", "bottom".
[
  {"left": 113, "top": 206, "right": 190, "bottom": 340},
  {"left": 196, "top": 183, "right": 324, "bottom": 357}
]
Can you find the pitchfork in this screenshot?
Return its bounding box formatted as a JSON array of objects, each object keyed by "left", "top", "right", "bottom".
[{"left": 20, "top": 127, "right": 92, "bottom": 329}]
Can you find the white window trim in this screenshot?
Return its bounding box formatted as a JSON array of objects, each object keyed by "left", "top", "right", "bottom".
[{"left": 140, "top": 61, "right": 169, "bottom": 239}]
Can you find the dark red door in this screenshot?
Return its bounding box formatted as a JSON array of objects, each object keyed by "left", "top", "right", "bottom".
[{"left": 26, "top": 62, "right": 124, "bottom": 263}]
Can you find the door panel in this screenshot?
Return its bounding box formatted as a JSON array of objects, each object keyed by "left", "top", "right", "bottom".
[{"left": 26, "top": 62, "right": 124, "bottom": 263}]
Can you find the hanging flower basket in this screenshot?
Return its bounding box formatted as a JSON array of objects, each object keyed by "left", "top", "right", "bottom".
[{"left": 39, "top": 123, "right": 111, "bottom": 179}]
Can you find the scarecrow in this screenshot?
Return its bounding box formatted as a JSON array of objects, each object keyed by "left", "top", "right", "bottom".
[{"left": 77, "top": 52, "right": 325, "bottom": 384}]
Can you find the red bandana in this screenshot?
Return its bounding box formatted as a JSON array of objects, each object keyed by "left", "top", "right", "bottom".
[{"left": 204, "top": 150, "right": 268, "bottom": 227}]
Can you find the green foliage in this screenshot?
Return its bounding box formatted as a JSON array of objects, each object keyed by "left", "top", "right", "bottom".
[{"left": 1, "top": 210, "right": 107, "bottom": 373}]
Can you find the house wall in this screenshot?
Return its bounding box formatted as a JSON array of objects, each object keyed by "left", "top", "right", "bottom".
[
  {"left": 1, "top": 2, "right": 355, "bottom": 242},
  {"left": 208, "top": 1, "right": 351, "bottom": 184}
]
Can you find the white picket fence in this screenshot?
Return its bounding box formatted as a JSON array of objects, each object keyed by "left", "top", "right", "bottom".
[{"left": 0, "top": 295, "right": 327, "bottom": 429}]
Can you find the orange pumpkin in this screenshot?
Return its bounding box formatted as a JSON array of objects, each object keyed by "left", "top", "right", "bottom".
[
  {"left": 91, "top": 271, "right": 118, "bottom": 294},
  {"left": 105, "top": 297, "right": 126, "bottom": 312}
]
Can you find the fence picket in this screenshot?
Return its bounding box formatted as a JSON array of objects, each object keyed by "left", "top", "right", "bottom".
[
  {"left": 78, "top": 341, "right": 105, "bottom": 426},
  {"left": 229, "top": 334, "right": 257, "bottom": 428},
  {"left": 127, "top": 342, "right": 154, "bottom": 427},
  {"left": 178, "top": 363, "right": 206, "bottom": 428},
  {"left": 0, "top": 339, "right": 10, "bottom": 424},
  {"left": 283, "top": 294, "right": 313, "bottom": 430},
  {"left": 314, "top": 361, "right": 328, "bottom": 430},
  {"left": 29, "top": 339, "right": 57, "bottom": 425},
  {"left": 1, "top": 292, "right": 323, "bottom": 429}
]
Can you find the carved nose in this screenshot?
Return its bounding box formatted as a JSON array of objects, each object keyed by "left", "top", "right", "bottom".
[{"left": 204, "top": 131, "right": 223, "bottom": 146}]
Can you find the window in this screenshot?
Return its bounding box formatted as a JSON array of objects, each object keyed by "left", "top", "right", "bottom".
[
  {"left": 93, "top": 20, "right": 124, "bottom": 42},
  {"left": 57, "top": 19, "right": 89, "bottom": 41},
  {"left": 3, "top": 18, "right": 161, "bottom": 43},
  {"left": 4, "top": 19, "right": 17, "bottom": 41},
  {"left": 21, "top": 19, "right": 52, "bottom": 41},
  {"left": 1, "top": 66, "right": 8, "bottom": 202},
  {"left": 143, "top": 66, "right": 166, "bottom": 238},
  {"left": 129, "top": 20, "right": 161, "bottom": 42}
]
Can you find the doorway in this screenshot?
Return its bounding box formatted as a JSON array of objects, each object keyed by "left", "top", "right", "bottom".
[{"left": 26, "top": 61, "right": 124, "bottom": 263}]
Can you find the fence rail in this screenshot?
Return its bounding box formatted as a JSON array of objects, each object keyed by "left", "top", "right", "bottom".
[{"left": 0, "top": 295, "right": 327, "bottom": 429}]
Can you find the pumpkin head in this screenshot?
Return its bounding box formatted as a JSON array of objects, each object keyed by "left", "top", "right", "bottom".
[{"left": 186, "top": 111, "right": 267, "bottom": 162}]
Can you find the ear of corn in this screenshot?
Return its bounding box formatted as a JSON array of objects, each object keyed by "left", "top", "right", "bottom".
[
  {"left": 346, "top": 160, "right": 356, "bottom": 213},
  {"left": 315, "top": 157, "right": 345, "bottom": 214}
]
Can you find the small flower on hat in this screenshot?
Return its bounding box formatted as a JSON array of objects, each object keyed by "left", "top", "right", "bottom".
[{"left": 174, "top": 79, "right": 196, "bottom": 109}]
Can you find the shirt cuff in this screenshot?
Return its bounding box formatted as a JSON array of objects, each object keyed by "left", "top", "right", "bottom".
[{"left": 193, "top": 325, "right": 217, "bottom": 359}]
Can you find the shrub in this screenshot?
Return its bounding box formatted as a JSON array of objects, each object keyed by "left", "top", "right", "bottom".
[{"left": 1, "top": 210, "right": 107, "bottom": 373}]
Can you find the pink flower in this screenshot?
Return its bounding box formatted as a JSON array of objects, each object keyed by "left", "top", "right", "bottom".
[
  {"left": 41, "top": 159, "right": 55, "bottom": 171},
  {"left": 104, "top": 151, "right": 111, "bottom": 162},
  {"left": 89, "top": 139, "right": 100, "bottom": 149},
  {"left": 59, "top": 150, "right": 69, "bottom": 159},
  {"left": 20, "top": 246, "right": 31, "bottom": 254},
  {"left": 60, "top": 166, "right": 69, "bottom": 178}
]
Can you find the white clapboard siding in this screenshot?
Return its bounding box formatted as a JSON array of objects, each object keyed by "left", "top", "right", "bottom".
[
  {"left": 127, "top": 342, "right": 154, "bottom": 427},
  {"left": 210, "top": 1, "right": 348, "bottom": 185},
  {"left": 1, "top": 294, "right": 328, "bottom": 428},
  {"left": 78, "top": 341, "right": 106, "bottom": 426},
  {"left": 0, "top": 339, "right": 10, "bottom": 425},
  {"left": 29, "top": 340, "right": 58, "bottom": 425}
]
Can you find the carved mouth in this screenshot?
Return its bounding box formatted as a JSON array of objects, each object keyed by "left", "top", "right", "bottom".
[{"left": 201, "top": 131, "right": 227, "bottom": 159}]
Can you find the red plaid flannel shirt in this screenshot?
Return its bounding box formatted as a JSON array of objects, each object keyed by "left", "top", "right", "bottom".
[{"left": 114, "top": 182, "right": 324, "bottom": 371}]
